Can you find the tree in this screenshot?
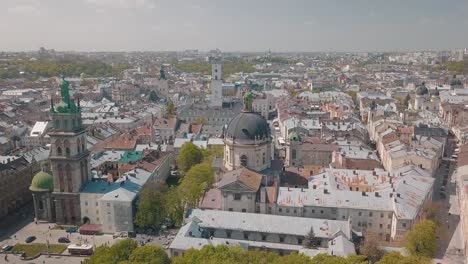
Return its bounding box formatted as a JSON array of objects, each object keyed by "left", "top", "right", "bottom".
[
  {"left": 85, "top": 239, "right": 138, "bottom": 264},
  {"left": 179, "top": 163, "right": 214, "bottom": 208},
  {"left": 176, "top": 142, "right": 203, "bottom": 173},
  {"left": 346, "top": 254, "right": 368, "bottom": 264},
  {"left": 165, "top": 187, "right": 185, "bottom": 226},
  {"left": 421, "top": 201, "right": 441, "bottom": 223},
  {"left": 134, "top": 182, "right": 168, "bottom": 229},
  {"left": 360, "top": 233, "right": 384, "bottom": 263},
  {"left": 274, "top": 253, "right": 313, "bottom": 264},
  {"left": 310, "top": 253, "right": 348, "bottom": 264},
  {"left": 303, "top": 227, "right": 321, "bottom": 248},
  {"left": 167, "top": 100, "right": 175, "bottom": 117},
  {"left": 149, "top": 90, "right": 158, "bottom": 102},
  {"left": 376, "top": 251, "right": 431, "bottom": 264},
  {"left": 128, "top": 245, "right": 170, "bottom": 264},
  {"left": 109, "top": 239, "right": 138, "bottom": 263},
  {"left": 405, "top": 220, "right": 436, "bottom": 258},
  {"left": 83, "top": 246, "right": 114, "bottom": 264}
]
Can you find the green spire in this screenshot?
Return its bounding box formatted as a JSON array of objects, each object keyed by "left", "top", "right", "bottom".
[
  {"left": 51, "top": 75, "right": 80, "bottom": 114},
  {"left": 159, "top": 68, "right": 166, "bottom": 80},
  {"left": 243, "top": 92, "right": 254, "bottom": 112}
]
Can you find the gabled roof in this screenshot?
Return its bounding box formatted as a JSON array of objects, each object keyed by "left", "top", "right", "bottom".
[{"left": 218, "top": 167, "right": 262, "bottom": 192}]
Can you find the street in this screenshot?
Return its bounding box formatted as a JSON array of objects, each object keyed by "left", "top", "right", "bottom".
[{"left": 432, "top": 137, "right": 464, "bottom": 264}]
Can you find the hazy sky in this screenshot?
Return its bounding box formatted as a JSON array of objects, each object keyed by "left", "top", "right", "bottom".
[{"left": 1, "top": 0, "right": 467, "bottom": 52}]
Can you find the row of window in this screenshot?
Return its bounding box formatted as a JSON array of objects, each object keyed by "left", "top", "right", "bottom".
[
  {"left": 277, "top": 207, "right": 393, "bottom": 220},
  {"left": 54, "top": 118, "right": 82, "bottom": 130}
]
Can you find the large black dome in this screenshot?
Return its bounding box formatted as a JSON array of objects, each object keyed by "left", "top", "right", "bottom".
[
  {"left": 225, "top": 111, "right": 270, "bottom": 142},
  {"left": 415, "top": 83, "right": 428, "bottom": 96}
]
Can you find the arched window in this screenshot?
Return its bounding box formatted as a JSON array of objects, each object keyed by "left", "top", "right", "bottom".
[
  {"left": 65, "top": 164, "right": 73, "bottom": 192},
  {"left": 64, "top": 120, "right": 68, "bottom": 130},
  {"left": 58, "top": 164, "right": 64, "bottom": 192},
  {"left": 76, "top": 138, "right": 81, "bottom": 153},
  {"left": 240, "top": 155, "right": 248, "bottom": 167},
  {"left": 81, "top": 136, "right": 86, "bottom": 152},
  {"left": 262, "top": 152, "right": 266, "bottom": 164},
  {"left": 83, "top": 160, "right": 89, "bottom": 180},
  {"left": 55, "top": 119, "right": 60, "bottom": 129},
  {"left": 64, "top": 140, "right": 71, "bottom": 156},
  {"left": 55, "top": 139, "right": 62, "bottom": 156},
  {"left": 80, "top": 161, "right": 85, "bottom": 185}
]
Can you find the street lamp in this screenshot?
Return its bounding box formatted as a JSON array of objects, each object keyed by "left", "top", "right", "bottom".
[{"left": 46, "top": 238, "right": 50, "bottom": 258}]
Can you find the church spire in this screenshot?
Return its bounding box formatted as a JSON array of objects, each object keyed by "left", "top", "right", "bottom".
[
  {"left": 243, "top": 92, "right": 254, "bottom": 112},
  {"left": 53, "top": 75, "right": 79, "bottom": 114}
]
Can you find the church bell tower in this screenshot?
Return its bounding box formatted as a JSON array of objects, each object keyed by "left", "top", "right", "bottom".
[{"left": 49, "top": 76, "right": 90, "bottom": 225}]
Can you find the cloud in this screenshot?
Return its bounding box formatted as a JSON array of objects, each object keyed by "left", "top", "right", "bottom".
[
  {"left": 8, "top": 4, "right": 41, "bottom": 16},
  {"left": 84, "top": 0, "right": 157, "bottom": 9}
]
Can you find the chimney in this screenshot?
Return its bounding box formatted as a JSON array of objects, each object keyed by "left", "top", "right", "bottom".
[
  {"left": 324, "top": 189, "right": 329, "bottom": 194},
  {"left": 313, "top": 185, "right": 317, "bottom": 189},
  {"left": 397, "top": 193, "right": 401, "bottom": 198},
  {"left": 375, "top": 192, "right": 380, "bottom": 197},
  {"left": 390, "top": 193, "right": 393, "bottom": 198},
  {"left": 362, "top": 191, "right": 366, "bottom": 196}
]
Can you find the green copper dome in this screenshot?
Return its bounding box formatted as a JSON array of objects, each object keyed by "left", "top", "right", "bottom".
[
  {"left": 288, "top": 131, "right": 302, "bottom": 142},
  {"left": 30, "top": 171, "right": 54, "bottom": 192}
]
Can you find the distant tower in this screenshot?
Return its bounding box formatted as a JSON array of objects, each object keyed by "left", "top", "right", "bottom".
[
  {"left": 285, "top": 131, "right": 302, "bottom": 167},
  {"left": 49, "top": 76, "right": 90, "bottom": 225},
  {"left": 158, "top": 66, "right": 169, "bottom": 98},
  {"left": 210, "top": 56, "right": 223, "bottom": 108}
]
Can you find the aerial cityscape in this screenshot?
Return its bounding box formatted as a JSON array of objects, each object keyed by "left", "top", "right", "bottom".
[{"left": 1, "top": 1, "right": 468, "bottom": 264}]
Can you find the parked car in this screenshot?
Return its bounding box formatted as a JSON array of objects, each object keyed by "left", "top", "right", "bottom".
[
  {"left": 58, "top": 237, "right": 70, "bottom": 243},
  {"left": 66, "top": 227, "right": 77, "bottom": 233},
  {"left": 113, "top": 232, "right": 128, "bottom": 239},
  {"left": 25, "top": 236, "right": 36, "bottom": 243},
  {"left": 1, "top": 244, "right": 13, "bottom": 252}
]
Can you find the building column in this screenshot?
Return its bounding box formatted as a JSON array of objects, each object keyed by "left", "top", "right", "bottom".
[{"left": 32, "top": 193, "right": 39, "bottom": 222}]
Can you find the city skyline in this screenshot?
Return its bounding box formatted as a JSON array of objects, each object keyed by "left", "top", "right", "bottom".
[{"left": 1, "top": 0, "right": 467, "bottom": 52}]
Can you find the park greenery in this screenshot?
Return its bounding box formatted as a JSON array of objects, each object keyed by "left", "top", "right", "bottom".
[
  {"left": 135, "top": 142, "right": 221, "bottom": 228},
  {"left": 11, "top": 243, "right": 67, "bottom": 258},
  {"left": 434, "top": 61, "right": 467, "bottom": 74},
  {"left": 404, "top": 220, "right": 437, "bottom": 258},
  {"left": 0, "top": 58, "right": 130, "bottom": 79},
  {"left": 84, "top": 243, "right": 434, "bottom": 264},
  {"left": 173, "top": 59, "right": 255, "bottom": 79},
  {"left": 84, "top": 240, "right": 169, "bottom": 264},
  {"left": 176, "top": 142, "right": 203, "bottom": 174}
]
